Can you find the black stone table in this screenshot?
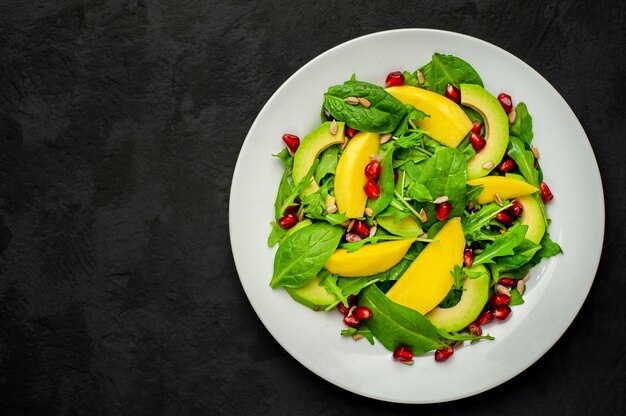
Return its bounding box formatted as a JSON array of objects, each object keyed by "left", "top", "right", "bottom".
[{"left": 1, "top": 1, "right": 624, "bottom": 415}]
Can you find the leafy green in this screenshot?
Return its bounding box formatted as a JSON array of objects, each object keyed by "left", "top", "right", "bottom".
[
  {"left": 337, "top": 258, "right": 412, "bottom": 297},
  {"left": 324, "top": 80, "right": 408, "bottom": 133},
  {"left": 358, "top": 285, "right": 446, "bottom": 354},
  {"left": 267, "top": 221, "right": 287, "bottom": 247},
  {"left": 393, "top": 104, "right": 429, "bottom": 136},
  {"left": 509, "top": 286, "right": 524, "bottom": 306},
  {"left": 419, "top": 53, "right": 483, "bottom": 95},
  {"left": 340, "top": 235, "right": 409, "bottom": 253},
  {"left": 270, "top": 223, "right": 344, "bottom": 288},
  {"left": 318, "top": 270, "right": 348, "bottom": 310},
  {"left": 366, "top": 148, "right": 395, "bottom": 216},
  {"left": 462, "top": 106, "right": 484, "bottom": 125},
  {"left": 532, "top": 231, "right": 563, "bottom": 262},
  {"left": 277, "top": 159, "right": 319, "bottom": 217},
  {"left": 272, "top": 148, "right": 293, "bottom": 167},
  {"left": 494, "top": 239, "right": 542, "bottom": 270},
  {"left": 274, "top": 167, "right": 293, "bottom": 219},
  {"left": 418, "top": 148, "right": 467, "bottom": 218},
  {"left": 315, "top": 145, "right": 340, "bottom": 183},
  {"left": 402, "top": 70, "right": 420, "bottom": 87},
  {"left": 324, "top": 212, "right": 349, "bottom": 225},
  {"left": 508, "top": 136, "right": 539, "bottom": 187},
  {"left": 509, "top": 102, "right": 533, "bottom": 147},
  {"left": 458, "top": 136, "right": 477, "bottom": 161},
  {"left": 341, "top": 325, "right": 375, "bottom": 345},
  {"left": 450, "top": 265, "right": 466, "bottom": 290},
  {"left": 408, "top": 182, "right": 433, "bottom": 202},
  {"left": 462, "top": 202, "right": 512, "bottom": 241},
  {"left": 473, "top": 224, "right": 528, "bottom": 266}
]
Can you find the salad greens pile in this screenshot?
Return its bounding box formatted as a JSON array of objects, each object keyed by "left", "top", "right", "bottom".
[{"left": 267, "top": 53, "right": 562, "bottom": 363}]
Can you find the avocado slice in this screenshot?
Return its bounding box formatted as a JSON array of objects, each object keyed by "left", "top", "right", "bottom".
[
  {"left": 376, "top": 213, "right": 423, "bottom": 237},
  {"left": 461, "top": 84, "right": 509, "bottom": 179},
  {"left": 293, "top": 121, "right": 345, "bottom": 196},
  {"left": 425, "top": 264, "right": 490, "bottom": 332},
  {"left": 286, "top": 276, "right": 338, "bottom": 311}
]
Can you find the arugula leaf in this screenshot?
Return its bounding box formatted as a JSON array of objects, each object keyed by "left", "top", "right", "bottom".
[
  {"left": 318, "top": 269, "right": 348, "bottom": 310},
  {"left": 340, "top": 325, "right": 375, "bottom": 345},
  {"left": 450, "top": 265, "right": 466, "bottom": 290},
  {"left": 366, "top": 147, "right": 395, "bottom": 216},
  {"left": 466, "top": 184, "right": 484, "bottom": 207},
  {"left": 393, "top": 104, "right": 429, "bottom": 136},
  {"left": 324, "top": 80, "right": 408, "bottom": 133},
  {"left": 315, "top": 145, "right": 340, "bottom": 183},
  {"left": 473, "top": 224, "right": 528, "bottom": 266},
  {"left": 358, "top": 285, "right": 446, "bottom": 354},
  {"left": 277, "top": 159, "right": 319, "bottom": 216},
  {"left": 532, "top": 231, "right": 563, "bottom": 262},
  {"left": 270, "top": 223, "right": 344, "bottom": 288},
  {"left": 509, "top": 102, "right": 533, "bottom": 146},
  {"left": 272, "top": 148, "right": 293, "bottom": 167},
  {"left": 274, "top": 167, "right": 293, "bottom": 219},
  {"left": 508, "top": 136, "right": 539, "bottom": 186},
  {"left": 462, "top": 202, "right": 512, "bottom": 241},
  {"left": 340, "top": 235, "right": 409, "bottom": 253},
  {"left": 494, "top": 238, "right": 542, "bottom": 270},
  {"left": 418, "top": 148, "right": 467, "bottom": 218},
  {"left": 419, "top": 53, "right": 483, "bottom": 95},
  {"left": 402, "top": 70, "right": 420, "bottom": 87}
]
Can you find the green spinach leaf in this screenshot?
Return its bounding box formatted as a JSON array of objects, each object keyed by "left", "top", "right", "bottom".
[
  {"left": 267, "top": 221, "right": 287, "bottom": 247},
  {"left": 393, "top": 104, "right": 429, "bottom": 136},
  {"left": 418, "top": 148, "right": 467, "bottom": 218},
  {"left": 337, "top": 257, "right": 412, "bottom": 296},
  {"left": 341, "top": 325, "right": 375, "bottom": 345},
  {"left": 419, "top": 53, "right": 483, "bottom": 96},
  {"left": 509, "top": 102, "right": 533, "bottom": 146}
]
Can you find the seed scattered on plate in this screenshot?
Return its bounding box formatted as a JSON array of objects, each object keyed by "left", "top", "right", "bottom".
[
  {"left": 508, "top": 109, "right": 517, "bottom": 124},
  {"left": 369, "top": 224, "right": 378, "bottom": 238},
  {"left": 482, "top": 161, "right": 494, "bottom": 170},
  {"left": 326, "top": 204, "right": 337, "bottom": 214},
  {"left": 352, "top": 334, "right": 363, "bottom": 341},
  {"left": 380, "top": 133, "right": 392, "bottom": 144},
  {"left": 344, "top": 96, "right": 359, "bottom": 105},
  {"left": 433, "top": 195, "right": 449, "bottom": 204},
  {"left": 417, "top": 70, "right": 425, "bottom": 84},
  {"left": 358, "top": 97, "right": 371, "bottom": 108},
  {"left": 531, "top": 145, "right": 540, "bottom": 159},
  {"left": 517, "top": 279, "right": 526, "bottom": 294},
  {"left": 494, "top": 193, "right": 503, "bottom": 206},
  {"left": 364, "top": 207, "right": 374, "bottom": 217},
  {"left": 522, "top": 272, "right": 530, "bottom": 283},
  {"left": 496, "top": 284, "right": 510, "bottom": 295},
  {"left": 330, "top": 119, "right": 338, "bottom": 135},
  {"left": 418, "top": 232, "right": 428, "bottom": 239},
  {"left": 419, "top": 208, "right": 428, "bottom": 223},
  {"left": 370, "top": 154, "right": 382, "bottom": 162}
]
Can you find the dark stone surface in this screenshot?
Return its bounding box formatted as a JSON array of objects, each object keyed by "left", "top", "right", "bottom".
[{"left": 0, "top": 1, "right": 624, "bottom": 414}]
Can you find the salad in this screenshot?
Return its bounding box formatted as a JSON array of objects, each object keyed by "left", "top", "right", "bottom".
[{"left": 267, "top": 53, "right": 562, "bottom": 364}]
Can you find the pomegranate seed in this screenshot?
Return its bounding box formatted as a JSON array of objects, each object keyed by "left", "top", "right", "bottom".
[
  {"left": 467, "top": 323, "right": 482, "bottom": 336},
  {"left": 534, "top": 159, "right": 539, "bottom": 169},
  {"left": 393, "top": 170, "right": 398, "bottom": 182},
  {"left": 337, "top": 302, "right": 350, "bottom": 315},
  {"left": 493, "top": 306, "right": 512, "bottom": 320},
  {"left": 364, "top": 161, "right": 382, "bottom": 180},
  {"left": 345, "top": 232, "right": 362, "bottom": 243},
  {"left": 475, "top": 309, "right": 494, "bottom": 326},
  {"left": 495, "top": 211, "right": 514, "bottom": 226},
  {"left": 385, "top": 71, "right": 405, "bottom": 87},
  {"left": 508, "top": 200, "right": 524, "bottom": 217},
  {"left": 363, "top": 180, "right": 380, "bottom": 199},
  {"left": 498, "top": 277, "right": 516, "bottom": 287},
  {"left": 353, "top": 220, "right": 369, "bottom": 239},
  {"left": 463, "top": 248, "right": 474, "bottom": 267},
  {"left": 445, "top": 84, "right": 461, "bottom": 103},
  {"left": 345, "top": 126, "right": 358, "bottom": 138},
  {"left": 469, "top": 132, "right": 486, "bottom": 152},
  {"left": 471, "top": 121, "right": 482, "bottom": 134},
  {"left": 540, "top": 182, "right": 554, "bottom": 203},
  {"left": 497, "top": 158, "right": 516, "bottom": 173},
  {"left": 282, "top": 133, "right": 300, "bottom": 154},
  {"left": 323, "top": 108, "right": 334, "bottom": 121},
  {"left": 435, "top": 201, "right": 452, "bottom": 221},
  {"left": 497, "top": 93, "right": 513, "bottom": 113},
  {"left": 434, "top": 346, "right": 454, "bottom": 362},
  {"left": 353, "top": 306, "right": 372, "bottom": 321},
  {"left": 278, "top": 213, "right": 298, "bottom": 229},
  {"left": 490, "top": 293, "right": 511, "bottom": 308},
  {"left": 393, "top": 345, "right": 414, "bottom": 362},
  {"left": 343, "top": 314, "right": 360, "bottom": 328}
]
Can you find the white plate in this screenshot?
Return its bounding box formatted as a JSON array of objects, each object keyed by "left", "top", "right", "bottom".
[{"left": 229, "top": 29, "right": 604, "bottom": 403}]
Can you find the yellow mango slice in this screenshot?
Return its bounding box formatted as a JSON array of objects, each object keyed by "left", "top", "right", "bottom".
[
  {"left": 325, "top": 239, "right": 413, "bottom": 277},
  {"left": 334, "top": 132, "right": 380, "bottom": 218},
  {"left": 385, "top": 86, "right": 473, "bottom": 147},
  {"left": 386, "top": 217, "right": 465, "bottom": 314},
  {"left": 467, "top": 176, "right": 538, "bottom": 205}
]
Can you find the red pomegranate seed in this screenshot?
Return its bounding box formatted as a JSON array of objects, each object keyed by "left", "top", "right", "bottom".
[
  {"left": 467, "top": 323, "right": 482, "bottom": 336},
  {"left": 469, "top": 132, "right": 486, "bottom": 152},
  {"left": 540, "top": 182, "right": 554, "bottom": 203},
  {"left": 497, "top": 93, "right": 513, "bottom": 113},
  {"left": 434, "top": 346, "right": 454, "bottom": 362},
  {"left": 345, "top": 232, "right": 362, "bottom": 243},
  {"left": 353, "top": 306, "right": 372, "bottom": 321},
  {"left": 278, "top": 213, "right": 298, "bottom": 229},
  {"left": 490, "top": 293, "right": 511, "bottom": 308},
  {"left": 393, "top": 170, "right": 398, "bottom": 182},
  {"left": 436, "top": 202, "right": 452, "bottom": 221},
  {"left": 508, "top": 200, "right": 524, "bottom": 217},
  {"left": 445, "top": 84, "right": 461, "bottom": 103},
  {"left": 498, "top": 277, "right": 516, "bottom": 287},
  {"left": 495, "top": 211, "right": 514, "bottom": 226},
  {"left": 497, "top": 158, "right": 517, "bottom": 173},
  {"left": 493, "top": 306, "right": 512, "bottom": 320},
  {"left": 393, "top": 345, "right": 414, "bottom": 362},
  {"left": 363, "top": 180, "right": 380, "bottom": 199},
  {"left": 343, "top": 314, "right": 360, "bottom": 328},
  {"left": 463, "top": 248, "right": 474, "bottom": 267},
  {"left": 471, "top": 121, "right": 481, "bottom": 134},
  {"left": 282, "top": 133, "right": 300, "bottom": 154},
  {"left": 353, "top": 220, "right": 369, "bottom": 239},
  {"left": 337, "top": 302, "right": 350, "bottom": 315},
  {"left": 385, "top": 71, "right": 405, "bottom": 87},
  {"left": 364, "top": 161, "right": 382, "bottom": 180},
  {"left": 475, "top": 309, "right": 494, "bottom": 326},
  {"left": 345, "top": 126, "right": 358, "bottom": 138}
]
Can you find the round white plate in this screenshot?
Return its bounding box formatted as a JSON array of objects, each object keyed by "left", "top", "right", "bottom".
[{"left": 229, "top": 29, "right": 604, "bottom": 403}]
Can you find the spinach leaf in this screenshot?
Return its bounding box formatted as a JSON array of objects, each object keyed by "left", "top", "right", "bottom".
[
  {"left": 418, "top": 148, "right": 467, "bottom": 218},
  {"left": 393, "top": 104, "right": 429, "bottom": 137},
  {"left": 324, "top": 212, "right": 349, "bottom": 225},
  {"left": 458, "top": 136, "right": 477, "bottom": 161},
  {"left": 509, "top": 102, "right": 533, "bottom": 147},
  {"left": 270, "top": 223, "right": 344, "bottom": 288},
  {"left": 324, "top": 80, "right": 408, "bottom": 133},
  {"left": 419, "top": 53, "right": 483, "bottom": 96},
  {"left": 366, "top": 147, "right": 395, "bottom": 216},
  {"left": 408, "top": 182, "right": 432, "bottom": 202},
  {"left": 267, "top": 221, "right": 287, "bottom": 247},
  {"left": 473, "top": 224, "right": 528, "bottom": 266},
  {"left": 337, "top": 258, "right": 412, "bottom": 297},
  {"left": 315, "top": 145, "right": 340, "bottom": 183},
  {"left": 402, "top": 70, "right": 420, "bottom": 87},
  {"left": 509, "top": 286, "right": 524, "bottom": 306},
  {"left": 508, "top": 136, "right": 539, "bottom": 187},
  {"left": 358, "top": 285, "right": 446, "bottom": 354},
  {"left": 341, "top": 325, "right": 375, "bottom": 345}
]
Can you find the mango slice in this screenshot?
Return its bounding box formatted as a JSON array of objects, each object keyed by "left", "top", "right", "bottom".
[
  {"left": 386, "top": 217, "right": 465, "bottom": 314},
  {"left": 324, "top": 239, "right": 413, "bottom": 277},
  {"left": 334, "top": 132, "right": 380, "bottom": 218},
  {"left": 385, "top": 86, "right": 473, "bottom": 147},
  {"left": 467, "top": 176, "right": 538, "bottom": 205}
]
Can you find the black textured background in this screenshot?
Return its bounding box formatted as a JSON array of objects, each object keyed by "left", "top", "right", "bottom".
[{"left": 1, "top": 1, "right": 624, "bottom": 415}]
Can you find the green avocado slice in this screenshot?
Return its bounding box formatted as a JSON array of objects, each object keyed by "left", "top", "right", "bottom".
[
  {"left": 286, "top": 276, "right": 338, "bottom": 311},
  {"left": 461, "top": 84, "right": 509, "bottom": 179},
  {"left": 425, "top": 264, "right": 490, "bottom": 332}
]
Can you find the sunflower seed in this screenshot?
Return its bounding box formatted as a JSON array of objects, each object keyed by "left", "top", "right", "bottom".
[
  {"left": 298, "top": 208, "right": 305, "bottom": 221},
  {"left": 352, "top": 334, "right": 363, "bottom": 341},
  {"left": 369, "top": 224, "right": 378, "bottom": 238},
  {"left": 482, "top": 161, "right": 494, "bottom": 170},
  {"left": 340, "top": 219, "right": 351, "bottom": 227},
  {"left": 417, "top": 70, "right": 425, "bottom": 84},
  {"left": 344, "top": 96, "right": 359, "bottom": 105},
  {"left": 380, "top": 133, "right": 392, "bottom": 144},
  {"left": 418, "top": 233, "right": 428, "bottom": 239},
  {"left": 517, "top": 279, "right": 525, "bottom": 294},
  {"left": 467, "top": 201, "right": 475, "bottom": 210},
  {"left": 347, "top": 219, "right": 356, "bottom": 232},
  {"left": 358, "top": 97, "right": 371, "bottom": 108},
  {"left": 370, "top": 153, "right": 382, "bottom": 162},
  {"left": 494, "top": 193, "right": 503, "bottom": 206},
  {"left": 341, "top": 136, "right": 348, "bottom": 149},
  {"left": 522, "top": 272, "right": 530, "bottom": 283},
  {"left": 329, "top": 119, "right": 338, "bottom": 135},
  {"left": 508, "top": 109, "right": 517, "bottom": 124},
  {"left": 364, "top": 207, "right": 374, "bottom": 217},
  {"left": 419, "top": 208, "right": 428, "bottom": 223},
  {"left": 400, "top": 360, "right": 414, "bottom": 365},
  {"left": 531, "top": 145, "right": 540, "bottom": 159},
  {"left": 326, "top": 204, "right": 337, "bottom": 214},
  {"left": 473, "top": 248, "right": 483, "bottom": 254},
  {"left": 496, "top": 284, "right": 510, "bottom": 295},
  {"left": 433, "top": 195, "right": 449, "bottom": 204}
]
